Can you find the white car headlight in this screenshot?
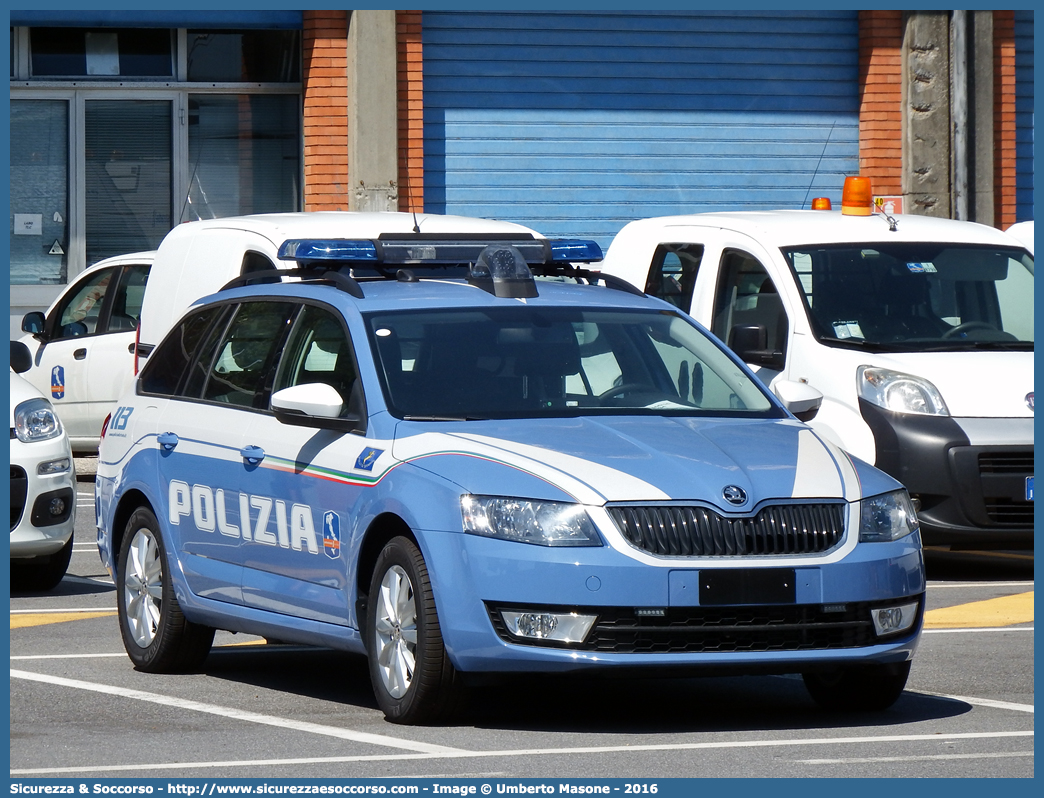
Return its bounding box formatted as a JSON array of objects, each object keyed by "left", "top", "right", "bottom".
[
  {"left": 13, "top": 398, "right": 63, "bottom": 443},
  {"left": 859, "top": 489, "right": 920, "bottom": 542},
  {"left": 461, "top": 495, "right": 602, "bottom": 547},
  {"left": 857, "top": 366, "right": 949, "bottom": 416}
]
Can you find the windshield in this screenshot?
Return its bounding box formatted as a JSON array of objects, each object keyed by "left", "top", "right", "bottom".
[
  {"left": 782, "top": 243, "right": 1033, "bottom": 351},
  {"left": 366, "top": 306, "right": 781, "bottom": 420}
]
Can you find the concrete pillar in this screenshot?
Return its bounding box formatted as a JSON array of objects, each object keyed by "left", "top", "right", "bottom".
[
  {"left": 902, "top": 12, "right": 952, "bottom": 217},
  {"left": 346, "top": 10, "right": 400, "bottom": 211},
  {"left": 969, "top": 10, "right": 995, "bottom": 226}
]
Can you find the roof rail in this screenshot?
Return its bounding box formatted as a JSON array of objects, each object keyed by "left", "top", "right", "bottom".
[{"left": 220, "top": 267, "right": 364, "bottom": 299}]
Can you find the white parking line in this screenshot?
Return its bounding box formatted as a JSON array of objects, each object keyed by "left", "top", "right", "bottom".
[
  {"left": 9, "top": 669, "right": 464, "bottom": 755},
  {"left": 799, "top": 751, "right": 1034, "bottom": 765},
  {"left": 926, "top": 694, "right": 1035, "bottom": 714},
  {"left": 922, "top": 627, "right": 1033, "bottom": 634},
  {"left": 9, "top": 731, "right": 1034, "bottom": 776}
]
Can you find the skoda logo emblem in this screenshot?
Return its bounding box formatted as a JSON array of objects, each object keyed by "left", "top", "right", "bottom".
[
  {"left": 1027, "top": 392, "right": 1034, "bottom": 412},
  {"left": 722, "top": 485, "right": 747, "bottom": 506}
]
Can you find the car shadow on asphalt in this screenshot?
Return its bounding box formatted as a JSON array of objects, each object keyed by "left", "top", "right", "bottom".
[
  {"left": 9, "top": 574, "right": 115, "bottom": 599},
  {"left": 196, "top": 645, "right": 972, "bottom": 733}
]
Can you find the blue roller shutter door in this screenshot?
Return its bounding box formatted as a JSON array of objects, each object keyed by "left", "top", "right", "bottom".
[{"left": 423, "top": 11, "right": 860, "bottom": 249}]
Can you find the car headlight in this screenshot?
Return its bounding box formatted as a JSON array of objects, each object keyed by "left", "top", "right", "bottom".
[
  {"left": 13, "top": 398, "right": 63, "bottom": 443},
  {"left": 461, "top": 495, "right": 602, "bottom": 547},
  {"left": 857, "top": 366, "right": 949, "bottom": 416},
  {"left": 859, "top": 489, "right": 920, "bottom": 542}
]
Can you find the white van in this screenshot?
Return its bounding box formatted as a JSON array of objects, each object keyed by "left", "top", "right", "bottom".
[
  {"left": 20, "top": 213, "right": 544, "bottom": 452},
  {"left": 598, "top": 180, "right": 1034, "bottom": 549}
]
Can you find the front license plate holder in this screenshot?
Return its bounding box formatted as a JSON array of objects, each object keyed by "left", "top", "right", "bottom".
[{"left": 699, "top": 568, "right": 796, "bottom": 605}]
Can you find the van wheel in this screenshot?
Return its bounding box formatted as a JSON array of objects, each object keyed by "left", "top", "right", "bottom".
[
  {"left": 366, "top": 536, "right": 458, "bottom": 724},
  {"left": 10, "top": 535, "right": 73, "bottom": 592},
  {"left": 117, "top": 507, "right": 214, "bottom": 673},
  {"left": 803, "top": 661, "right": 911, "bottom": 711}
]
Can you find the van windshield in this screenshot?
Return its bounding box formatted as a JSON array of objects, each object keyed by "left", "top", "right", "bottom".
[
  {"left": 782, "top": 244, "right": 1034, "bottom": 351},
  {"left": 366, "top": 306, "right": 781, "bottom": 421}
]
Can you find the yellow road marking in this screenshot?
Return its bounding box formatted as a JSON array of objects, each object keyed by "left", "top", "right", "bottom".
[
  {"left": 924, "top": 591, "right": 1034, "bottom": 629},
  {"left": 11, "top": 612, "right": 117, "bottom": 629}
]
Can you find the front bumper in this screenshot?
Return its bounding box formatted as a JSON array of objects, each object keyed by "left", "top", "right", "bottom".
[
  {"left": 10, "top": 435, "right": 76, "bottom": 558},
  {"left": 421, "top": 527, "right": 925, "bottom": 674},
  {"left": 859, "top": 400, "right": 1033, "bottom": 548}
]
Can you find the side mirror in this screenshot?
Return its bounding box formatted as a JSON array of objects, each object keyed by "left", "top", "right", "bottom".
[
  {"left": 10, "top": 340, "right": 33, "bottom": 374},
  {"left": 21, "top": 312, "right": 46, "bottom": 338},
  {"left": 772, "top": 380, "right": 823, "bottom": 422},
  {"left": 731, "top": 324, "right": 784, "bottom": 371},
  {"left": 271, "top": 383, "right": 364, "bottom": 433}
]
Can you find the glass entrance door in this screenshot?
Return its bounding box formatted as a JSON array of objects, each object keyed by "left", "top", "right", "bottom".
[{"left": 84, "top": 99, "right": 172, "bottom": 264}]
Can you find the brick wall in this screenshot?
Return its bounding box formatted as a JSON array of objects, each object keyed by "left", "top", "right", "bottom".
[
  {"left": 397, "top": 11, "right": 424, "bottom": 211},
  {"left": 302, "top": 10, "right": 349, "bottom": 211},
  {"left": 858, "top": 10, "right": 903, "bottom": 196},
  {"left": 993, "top": 11, "right": 1017, "bottom": 231}
]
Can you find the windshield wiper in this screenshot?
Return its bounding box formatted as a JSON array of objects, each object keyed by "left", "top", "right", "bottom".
[
  {"left": 403, "top": 414, "right": 488, "bottom": 422},
  {"left": 918, "top": 341, "right": 1033, "bottom": 352}
]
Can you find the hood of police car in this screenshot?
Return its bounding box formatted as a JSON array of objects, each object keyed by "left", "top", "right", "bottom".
[{"left": 393, "top": 416, "right": 899, "bottom": 511}]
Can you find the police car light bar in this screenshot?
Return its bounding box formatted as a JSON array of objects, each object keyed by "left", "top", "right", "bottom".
[
  {"left": 277, "top": 237, "right": 603, "bottom": 267},
  {"left": 278, "top": 239, "right": 378, "bottom": 262},
  {"left": 549, "top": 240, "right": 603, "bottom": 263}
]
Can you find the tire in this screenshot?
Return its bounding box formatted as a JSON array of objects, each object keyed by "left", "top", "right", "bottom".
[
  {"left": 366, "top": 536, "right": 458, "bottom": 724},
  {"left": 116, "top": 507, "right": 214, "bottom": 673},
  {"left": 9, "top": 535, "right": 74, "bottom": 593},
  {"left": 803, "top": 661, "right": 911, "bottom": 712}
]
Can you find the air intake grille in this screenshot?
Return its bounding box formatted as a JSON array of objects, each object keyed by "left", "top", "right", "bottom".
[
  {"left": 11, "top": 465, "right": 27, "bottom": 530},
  {"left": 608, "top": 503, "right": 845, "bottom": 557},
  {"left": 979, "top": 451, "right": 1034, "bottom": 474}
]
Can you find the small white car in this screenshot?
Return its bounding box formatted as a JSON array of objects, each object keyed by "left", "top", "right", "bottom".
[
  {"left": 10, "top": 341, "right": 76, "bottom": 591},
  {"left": 19, "top": 252, "right": 154, "bottom": 453}
]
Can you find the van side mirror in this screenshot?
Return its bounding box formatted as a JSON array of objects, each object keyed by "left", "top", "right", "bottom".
[
  {"left": 772, "top": 380, "right": 823, "bottom": 422},
  {"left": 731, "top": 324, "right": 784, "bottom": 371},
  {"left": 10, "top": 340, "right": 33, "bottom": 374},
  {"left": 21, "top": 312, "right": 46, "bottom": 338}
]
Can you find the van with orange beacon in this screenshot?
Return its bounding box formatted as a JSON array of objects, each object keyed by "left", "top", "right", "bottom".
[{"left": 598, "top": 177, "right": 1034, "bottom": 548}]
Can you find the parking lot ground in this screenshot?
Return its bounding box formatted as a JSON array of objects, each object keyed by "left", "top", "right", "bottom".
[{"left": 7, "top": 480, "right": 1034, "bottom": 779}]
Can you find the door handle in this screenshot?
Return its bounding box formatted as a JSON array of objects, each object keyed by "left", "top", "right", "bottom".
[
  {"left": 73, "top": 348, "right": 87, "bottom": 360},
  {"left": 157, "top": 432, "right": 179, "bottom": 451},
  {"left": 240, "top": 445, "right": 265, "bottom": 466},
  {"left": 127, "top": 343, "right": 136, "bottom": 354}
]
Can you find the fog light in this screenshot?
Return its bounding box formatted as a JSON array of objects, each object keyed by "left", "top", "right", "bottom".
[
  {"left": 871, "top": 601, "right": 919, "bottom": 637},
  {"left": 37, "top": 457, "right": 71, "bottom": 476},
  {"left": 48, "top": 496, "right": 68, "bottom": 517},
  {"left": 501, "top": 610, "right": 597, "bottom": 643}
]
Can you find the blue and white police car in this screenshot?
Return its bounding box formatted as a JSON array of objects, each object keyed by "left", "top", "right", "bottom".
[{"left": 95, "top": 230, "right": 925, "bottom": 724}]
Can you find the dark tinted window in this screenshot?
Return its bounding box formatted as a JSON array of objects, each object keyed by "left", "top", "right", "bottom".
[
  {"left": 30, "top": 28, "right": 172, "bottom": 78},
  {"left": 103, "top": 264, "right": 150, "bottom": 333},
  {"left": 140, "top": 306, "right": 224, "bottom": 397},
  {"left": 646, "top": 243, "right": 703, "bottom": 311},
  {"left": 186, "top": 30, "right": 300, "bottom": 82},
  {"left": 274, "top": 305, "right": 362, "bottom": 418},
  {"left": 202, "top": 301, "right": 296, "bottom": 408}
]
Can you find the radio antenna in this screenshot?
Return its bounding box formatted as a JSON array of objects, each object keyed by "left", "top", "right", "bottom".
[
  {"left": 400, "top": 141, "right": 421, "bottom": 233},
  {"left": 802, "top": 120, "right": 836, "bottom": 210}
]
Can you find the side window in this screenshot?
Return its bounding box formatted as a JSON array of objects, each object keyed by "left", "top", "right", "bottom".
[
  {"left": 712, "top": 250, "right": 788, "bottom": 368},
  {"left": 139, "top": 306, "right": 224, "bottom": 397},
  {"left": 274, "top": 305, "right": 362, "bottom": 418},
  {"left": 202, "top": 301, "right": 296, "bottom": 408},
  {"left": 102, "top": 264, "right": 151, "bottom": 333},
  {"left": 52, "top": 267, "right": 116, "bottom": 338},
  {"left": 645, "top": 244, "right": 704, "bottom": 311},
  {"left": 241, "top": 251, "right": 276, "bottom": 275}
]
